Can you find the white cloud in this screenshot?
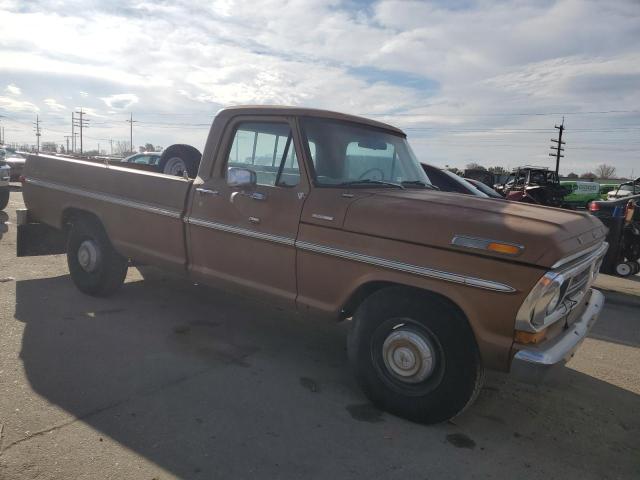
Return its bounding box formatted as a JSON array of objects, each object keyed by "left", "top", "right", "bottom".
[
  {"left": 5, "top": 84, "right": 21, "bottom": 95},
  {"left": 100, "top": 93, "right": 139, "bottom": 110},
  {"left": 43, "top": 98, "right": 67, "bottom": 111},
  {"left": 0, "top": 96, "right": 38, "bottom": 112},
  {"left": 79, "top": 91, "right": 89, "bottom": 97}
]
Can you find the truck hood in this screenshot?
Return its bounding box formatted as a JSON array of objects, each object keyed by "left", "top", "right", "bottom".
[{"left": 343, "top": 189, "right": 606, "bottom": 268}]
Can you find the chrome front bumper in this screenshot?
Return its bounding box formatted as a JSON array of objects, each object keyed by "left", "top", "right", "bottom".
[{"left": 511, "top": 288, "right": 604, "bottom": 383}]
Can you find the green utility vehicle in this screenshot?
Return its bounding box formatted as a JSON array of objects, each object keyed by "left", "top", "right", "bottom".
[{"left": 560, "top": 181, "right": 601, "bottom": 208}]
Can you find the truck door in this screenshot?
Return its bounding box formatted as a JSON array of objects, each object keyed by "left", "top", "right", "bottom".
[{"left": 186, "top": 117, "right": 309, "bottom": 305}]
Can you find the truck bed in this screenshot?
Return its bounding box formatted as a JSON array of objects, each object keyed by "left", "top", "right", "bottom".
[{"left": 22, "top": 154, "right": 193, "bottom": 271}]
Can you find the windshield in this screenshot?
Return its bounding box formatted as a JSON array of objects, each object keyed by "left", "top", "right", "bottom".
[{"left": 300, "top": 117, "right": 430, "bottom": 187}]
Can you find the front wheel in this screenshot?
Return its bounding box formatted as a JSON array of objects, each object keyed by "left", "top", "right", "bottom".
[
  {"left": 67, "top": 217, "right": 128, "bottom": 296},
  {"left": 348, "top": 287, "right": 483, "bottom": 424}
]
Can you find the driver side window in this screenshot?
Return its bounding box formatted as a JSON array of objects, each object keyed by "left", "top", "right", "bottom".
[{"left": 227, "top": 122, "right": 300, "bottom": 187}]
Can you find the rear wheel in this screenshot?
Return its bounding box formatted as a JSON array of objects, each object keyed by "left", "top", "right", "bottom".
[
  {"left": 0, "top": 188, "right": 8, "bottom": 210},
  {"left": 67, "top": 217, "right": 128, "bottom": 296},
  {"left": 348, "top": 287, "right": 483, "bottom": 424}
]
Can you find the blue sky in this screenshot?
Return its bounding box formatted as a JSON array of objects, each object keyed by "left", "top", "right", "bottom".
[{"left": 0, "top": 0, "right": 639, "bottom": 176}]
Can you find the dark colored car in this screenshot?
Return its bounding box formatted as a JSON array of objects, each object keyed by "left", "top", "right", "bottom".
[
  {"left": 589, "top": 194, "right": 640, "bottom": 276},
  {"left": 465, "top": 178, "right": 503, "bottom": 199},
  {"left": 421, "top": 164, "right": 489, "bottom": 197}
]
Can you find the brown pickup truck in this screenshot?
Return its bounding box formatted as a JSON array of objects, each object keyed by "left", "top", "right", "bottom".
[{"left": 17, "top": 106, "right": 608, "bottom": 424}]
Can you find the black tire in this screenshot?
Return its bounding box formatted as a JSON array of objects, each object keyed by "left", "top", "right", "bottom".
[
  {"left": 157, "top": 144, "right": 201, "bottom": 178},
  {"left": 0, "top": 188, "right": 8, "bottom": 210},
  {"left": 66, "top": 216, "right": 128, "bottom": 296},
  {"left": 348, "top": 287, "right": 483, "bottom": 424}
]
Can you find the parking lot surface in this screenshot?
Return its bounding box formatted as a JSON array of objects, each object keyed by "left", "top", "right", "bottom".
[{"left": 1, "top": 187, "right": 639, "bottom": 479}]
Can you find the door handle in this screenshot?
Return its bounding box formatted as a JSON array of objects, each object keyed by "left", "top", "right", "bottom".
[{"left": 196, "top": 187, "right": 219, "bottom": 196}]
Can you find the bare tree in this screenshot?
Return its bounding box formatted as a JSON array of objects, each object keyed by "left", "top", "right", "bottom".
[
  {"left": 580, "top": 172, "right": 597, "bottom": 179},
  {"left": 595, "top": 164, "right": 616, "bottom": 179},
  {"left": 488, "top": 166, "right": 507, "bottom": 174},
  {"left": 113, "top": 140, "right": 132, "bottom": 156}
]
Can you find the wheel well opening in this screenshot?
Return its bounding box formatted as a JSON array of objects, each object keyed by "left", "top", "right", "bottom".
[
  {"left": 61, "top": 208, "right": 102, "bottom": 234},
  {"left": 341, "top": 282, "right": 469, "bottom": 325}
]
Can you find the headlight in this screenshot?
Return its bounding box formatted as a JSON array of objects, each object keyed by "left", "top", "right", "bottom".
[{"left": 515, "top": 272, "right": 566, "bottom": 332}]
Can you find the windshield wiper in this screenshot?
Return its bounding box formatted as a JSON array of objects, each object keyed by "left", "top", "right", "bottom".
[
  {"left": 401, "top": 180, "right": 439, "bottom": 190},
  {"left": 337, "top": 179, "right": 404, "bottom": 189}
]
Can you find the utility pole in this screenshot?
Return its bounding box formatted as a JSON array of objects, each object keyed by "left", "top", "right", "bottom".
[
  {"left": 33, "top": 115, "right": 41, "bottom": 153},
  {"left": 126, "top": 113, "right": 137, "bottom": 153},
  {"left": 71, "top": 112, "right": 75, "bottom": 152},
  {"left": 109, "top": 138, "right": 113, "bottom": 155},
  {"left": 64, "top": 135, "right": 72, "bottom": 153},
  {"left": 74, "top": 108, "right": 89, "bottom": 155},
  {"left": 549, "top": 117, "right": 565, "bottom": 176}
]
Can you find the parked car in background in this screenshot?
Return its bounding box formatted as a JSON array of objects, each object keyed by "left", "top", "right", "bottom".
[
  {"left": 122, "top": 152, "right": 162, "bottom": 166},
  {"left": 0, "top": 160, "right": 10, "bottom": 210},
  {"left": 465, "top": 178, "right": 504, "bottom": 199},
  {"left": 607, "top": 178, "right": 639, "bottom": 200},
  {"left": 421, "top": 164, "right": 489, "bottom": 197},
  {"left": 495, "top": 167, "right": 570, "bottom": 208},
  {"left": 560, "top": 181, "right": 601, "bottom": 209},
  {"left": 599, "top": 183, "right": 619, "bottom": 200}
]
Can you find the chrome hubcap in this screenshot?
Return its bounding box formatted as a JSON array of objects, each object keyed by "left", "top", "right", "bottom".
[
  {"left": 382, "top": 327, "right": 435, "bottom": 383},
  {"left": 77, "top": 240, "right": 100, "bottom": 272},
  {"left": 164, "top": 157, "right": 187, "bottom": 176}
]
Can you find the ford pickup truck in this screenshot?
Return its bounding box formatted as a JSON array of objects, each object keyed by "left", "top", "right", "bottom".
[{"left": 17, "top": 106, "right": 608, "bottom": 424}]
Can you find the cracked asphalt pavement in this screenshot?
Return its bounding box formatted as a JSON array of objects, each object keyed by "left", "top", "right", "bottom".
[{"left": 1, "top": 187, "right": 639, "bottom": 479}]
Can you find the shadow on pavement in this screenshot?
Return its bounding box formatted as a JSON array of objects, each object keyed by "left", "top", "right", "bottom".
[{"left": 11, "top": 270, "right": 640, "bottom": 479}]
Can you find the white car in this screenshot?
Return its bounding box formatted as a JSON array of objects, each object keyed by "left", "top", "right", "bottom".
[{"left": 608, "top": 182, "right": 639, "bottom": 200}]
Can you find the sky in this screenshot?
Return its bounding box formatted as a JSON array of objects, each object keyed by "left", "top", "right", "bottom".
[{"left": 0, "top": 0, "right": 638, "bottom": 176}]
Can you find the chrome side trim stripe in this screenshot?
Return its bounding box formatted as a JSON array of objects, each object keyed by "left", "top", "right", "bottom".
[
  {"left": 296, "top": 241, "right": 516, "bottom": 293},
  {"left": 187, "top": 217, "right": 295, "bottom": 246},
  {"left": 25, "top": 177, "right": 182, "bottom": 219}
]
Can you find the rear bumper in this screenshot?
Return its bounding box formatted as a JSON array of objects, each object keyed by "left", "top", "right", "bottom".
[{"left": 510, "top": 288, "right": 604, "bottom": 383}]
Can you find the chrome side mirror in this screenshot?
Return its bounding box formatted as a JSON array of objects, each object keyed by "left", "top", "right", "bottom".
[{"left": 228, "top": 167, "right": 257, "bottom": 187}]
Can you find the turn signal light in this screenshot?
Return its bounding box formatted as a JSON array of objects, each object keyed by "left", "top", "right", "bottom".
[
  {"left": 514, "top": 329, "right": 547, "bottom": 345},
  {"left": 487, "top": 242, "right": 521, "bottom": 255}
]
